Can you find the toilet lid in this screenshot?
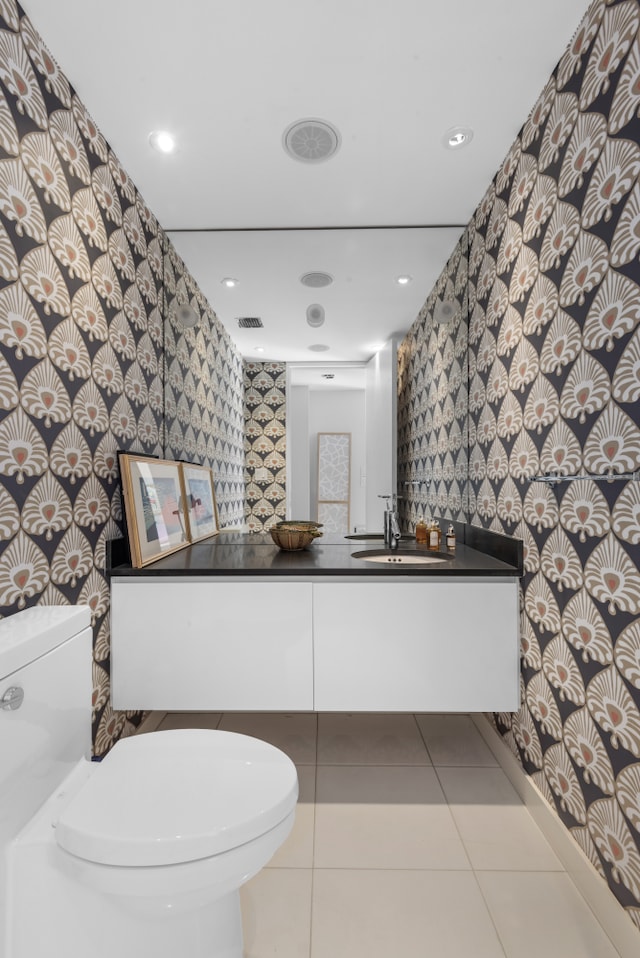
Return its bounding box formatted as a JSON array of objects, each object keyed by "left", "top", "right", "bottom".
[{"left": 55, "top": 729, "right": 298, "bottom": 867}]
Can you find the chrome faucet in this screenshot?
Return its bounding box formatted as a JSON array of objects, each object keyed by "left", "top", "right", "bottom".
[{"left": 378, "top": 494, "right": 402, "bottom": 550}]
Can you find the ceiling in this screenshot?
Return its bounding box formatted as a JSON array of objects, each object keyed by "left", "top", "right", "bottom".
[{"left": 22, "top": 0, "right": 590, "bottom": 363}]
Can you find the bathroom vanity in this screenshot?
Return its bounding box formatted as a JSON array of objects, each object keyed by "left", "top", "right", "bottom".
[{"left": 108, "top": 526, "right": 523, "bottom": 713}]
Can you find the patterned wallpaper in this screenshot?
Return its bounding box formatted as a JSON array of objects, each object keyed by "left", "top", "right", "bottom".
[
  {"left": 399, "top": 0, "right": 640, "bottom": 927},
  {"left": 163, "top": 245, "right": 245, "bottom": 529},
  {"left": 0, "top": 3, "right": 245, "bottom": 755},
  {"left": 243, "top": 361, "right": 286, "bottom": 531},
  {"left": 398, "top": 238, "right": 469, "bottom": 525}
]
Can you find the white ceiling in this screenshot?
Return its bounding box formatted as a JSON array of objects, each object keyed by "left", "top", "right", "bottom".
[{"left": 23, "top": 0, "right": 590, "bottom": 362}]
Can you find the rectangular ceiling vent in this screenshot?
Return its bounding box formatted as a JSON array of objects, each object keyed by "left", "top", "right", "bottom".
[{"left": 236, "top": 316, "right": 263, "bottom": 328}]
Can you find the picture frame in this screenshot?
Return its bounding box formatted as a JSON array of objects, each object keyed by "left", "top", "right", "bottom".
[
  {"left": 119, "top": 453, "right": 189, "bottom": 568},
  {"left": 316, "top": 432, "right": 351, "bottom": 534},
  {"left": 180, "top": 462, "right": 219, "bottom": 543}
]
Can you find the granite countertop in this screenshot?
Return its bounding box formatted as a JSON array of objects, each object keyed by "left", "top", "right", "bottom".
[{"left": 108, "top": 526, "right": 523, "bottom": 578}]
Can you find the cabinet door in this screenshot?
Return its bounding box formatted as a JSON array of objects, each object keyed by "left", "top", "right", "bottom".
[
  {"left": 111, "top": 579, "right": 313, "bottom": 710},
  {"left": 313, "top": 580, "right": 519, "bottom": 711}
]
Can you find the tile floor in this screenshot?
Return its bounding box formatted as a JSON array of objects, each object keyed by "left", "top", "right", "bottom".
[{"left": 153, "top": 711, "right": 621, "bottom": 958}]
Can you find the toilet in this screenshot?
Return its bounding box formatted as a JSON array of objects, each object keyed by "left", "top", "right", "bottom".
[{"left": 0, "top": 605, "right": 298, "bottom": 958}]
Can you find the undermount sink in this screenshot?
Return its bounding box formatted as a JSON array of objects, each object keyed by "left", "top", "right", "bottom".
[
  {"left": 345, "top": 533, "right": 413, "bottom": 541},
  {"left": 351, "top": 549, "right": 454, "bottom": 566}
]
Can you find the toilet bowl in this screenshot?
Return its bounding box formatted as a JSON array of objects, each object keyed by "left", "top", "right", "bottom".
[{"left": 1, "top": 606, "right": 298, "bottom": 958}]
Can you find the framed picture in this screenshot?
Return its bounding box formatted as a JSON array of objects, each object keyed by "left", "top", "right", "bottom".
[
  {"left": 317, "top": 432, "right": 351, "bottom": 534},
  {"left": 180, "top": 462, "right": 219, "bottom": 543},
  {"left": 119, "top": 454, "right": 189, "bottom": 568}
]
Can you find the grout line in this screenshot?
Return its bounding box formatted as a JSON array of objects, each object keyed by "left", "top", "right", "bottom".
[
  {"left": 431, "top": 763, "right": 475, "bottom": 874},
  {"left": 308, "top": 716, "right": 317, "bottom": 958},
  {"left": 308, "top": 849, "right": 316, "bottom": 958},
  {"left": 412, "top": 712, "right": 435, "bottom": 764},
  {"left": 469, "top": 870, "right": 510, "bottom": 958}
]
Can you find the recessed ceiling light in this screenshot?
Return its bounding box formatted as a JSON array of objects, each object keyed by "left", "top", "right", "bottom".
[
  {"left": 221, "top": 277, "right": 239, "bottom": 288},
  {"left": 308, "top": 344, "right": 330, "bottom": 352},
  {"left": 370, "top": 342, "right": 386, "bottom": 352},
  {"left": 254, "top": 346, "right": 265, "bottom": 353},
  {"left": 443, "top": 126, "right": 474, "bottom": 150},
  {"left": 395, "top": 275, "right": 412, "bottom": 286},
  {"left": 148, "top": 130, "right": 177, "bottom": 154}
]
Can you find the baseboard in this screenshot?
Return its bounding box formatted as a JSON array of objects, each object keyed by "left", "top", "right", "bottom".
[{"left": 472, "top": 714, "right": 640, "bottom": 958}]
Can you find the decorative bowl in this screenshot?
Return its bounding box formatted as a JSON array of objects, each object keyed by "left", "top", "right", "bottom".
[{"left": 270, "top": 521, "right": 323, "bottom": 551}]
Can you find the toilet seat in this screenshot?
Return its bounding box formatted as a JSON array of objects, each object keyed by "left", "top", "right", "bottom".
[{"left": 54, "top": 729, "right": 298, "bottom": 867}]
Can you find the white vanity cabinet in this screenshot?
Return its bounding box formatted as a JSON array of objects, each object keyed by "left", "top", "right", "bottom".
[
  {"left": 111, "top": 579, "right": 314, "bottom": 710},
  {"left": 110, "top": 575, "right": 519, "bottom": 712},
  {"left": 312, "top": 580, "right": 519, "bottom": 711}
]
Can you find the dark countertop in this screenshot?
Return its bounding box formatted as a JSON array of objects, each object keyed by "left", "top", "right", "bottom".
[{"left": 108, "top": 526, "right": 523, "bottom": 578}]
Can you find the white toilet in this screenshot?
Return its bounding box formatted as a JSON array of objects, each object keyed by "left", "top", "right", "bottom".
[{"left": 0, "top": 605, "right": 298, "bottom": 958}]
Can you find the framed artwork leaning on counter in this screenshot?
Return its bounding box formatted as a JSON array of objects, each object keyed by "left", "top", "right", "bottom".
[
  {"left": 180, "top": 462, "right": 219, "bottom": 543},
  {"left": 119, "top": 453, "right": 190, "bottom": 568}
]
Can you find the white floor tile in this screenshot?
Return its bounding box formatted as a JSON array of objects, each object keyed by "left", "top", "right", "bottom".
[
  {"left": 416, "top": 713, "right": 499, "bottom": 766},
  {"left": 268, "top": 764, "right": 316, "bottom": 868},
  {"left": 141, "top": 712, "right": 627, "bottom": 957},
  {"left": 436, "top": 766, "right": 563, "bottom": 871},
  {"left": 317, "top": 712, "right": 431, "bottom": 765},
  {"left": 477, "top": 871, "right": 620, "bottom": 958},
  {"left": 311, "top": 869, "right": 506, "bottom": 958},
  {"left": 156, "top": 711, "right": 222, "bottom": 730},
  {"left": 217, "top": 712, "right": 318, "bottom": 764},
  {"left": 314, "top": 765, "right": 470, "bottom": 869},
  {"left": 241, "top": 867, "right": 312, "bottom": 958}
]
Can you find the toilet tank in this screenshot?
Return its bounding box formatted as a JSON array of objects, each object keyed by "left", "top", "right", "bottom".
[{"left": 0, "top": 607, "right": 92, "bottom": 850}]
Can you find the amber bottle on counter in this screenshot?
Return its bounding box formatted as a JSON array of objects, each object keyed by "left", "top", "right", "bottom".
[{"left": 415, "top": 518, "right": 427, "bottom": 543}]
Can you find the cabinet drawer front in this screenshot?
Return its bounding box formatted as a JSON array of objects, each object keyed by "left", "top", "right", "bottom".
[
  {"left": 313, "top": 580, "right": 519, "bottom": 712},
  {"left": 111, "top": 580, "right": 313, "bottom": 710}
]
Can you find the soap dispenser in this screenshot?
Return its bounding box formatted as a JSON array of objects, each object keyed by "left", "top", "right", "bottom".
[
  {"left": 415, "top": 517, "right": 427, "bottom": 543},
  {"left": 428, "top": 519, "right": 441, "bottom": 551}
]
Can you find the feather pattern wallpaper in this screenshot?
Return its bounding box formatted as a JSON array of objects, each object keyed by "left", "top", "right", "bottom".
[
  {"left": 399, "top": 0, "right": 640, "bottom": 927},
  {"left": 243, "top": 361, "right": 287, "bottom": 531},
  {"left": 0, "top": 0, "right": 245, "bottom": 755}
]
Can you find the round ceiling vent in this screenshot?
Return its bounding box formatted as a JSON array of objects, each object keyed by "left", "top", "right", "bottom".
[
  {"left": 306, "top": 304, "right": 325, "bottom": 328},
  {"left": 300, "top": 271, "right": 334, "bottom": 288},
  {"left": 283, "top": 119, "right": 341, "bottom": 163},
  {"left": 308, "top": 343, "right": 330, "bottom": 352}
]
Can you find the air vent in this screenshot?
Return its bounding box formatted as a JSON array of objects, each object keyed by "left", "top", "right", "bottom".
[
  {"left": 236, "top": 317, "right": 263, "bottom": 328},
  {"left": 300, "top": 271, "right": 333, "bottom": 288},
  {"left": 283, "top": 119, "right": 341, "bottom": 163}
]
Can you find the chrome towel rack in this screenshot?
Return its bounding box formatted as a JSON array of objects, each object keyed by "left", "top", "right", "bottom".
[{"left": 527, "top": 470, "right": 640, "bottom": 488}]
